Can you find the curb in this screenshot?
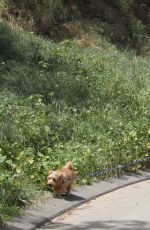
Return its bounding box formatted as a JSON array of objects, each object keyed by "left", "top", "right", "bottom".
[{"left": 1, "top": 171, "right": 150, "bottom": 230}]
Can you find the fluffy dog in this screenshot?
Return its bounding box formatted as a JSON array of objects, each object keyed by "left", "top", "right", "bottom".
[{"left": 47, "top": 161, "right": 75, "bottom": 196}]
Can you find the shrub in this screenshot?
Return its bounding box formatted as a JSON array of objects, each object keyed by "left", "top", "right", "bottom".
[
  {"left": 0, "top": 22, "right": 15, "bottom": 59},
  {"left": 128, "top": 17, "right": 148, "bottom": 49},
  {"left": 119, "top": 0, "right": 134, "bottom": 13}
]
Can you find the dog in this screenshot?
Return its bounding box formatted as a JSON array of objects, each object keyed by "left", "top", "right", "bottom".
[{"left": 47, "top": 161, "right": 75, "bottom": 196}]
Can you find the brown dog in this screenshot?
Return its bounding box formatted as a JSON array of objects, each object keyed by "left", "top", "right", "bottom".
[{"left": 47, "top": 161, "right": 75, "bottom": 196}]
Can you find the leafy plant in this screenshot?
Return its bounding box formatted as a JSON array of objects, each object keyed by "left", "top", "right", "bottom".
[
  {"left": 119, "top": 0, "right": 133, "bottom": 13},
  {"left": 128, "top": 17, "right": 148, "bottom": 45}
]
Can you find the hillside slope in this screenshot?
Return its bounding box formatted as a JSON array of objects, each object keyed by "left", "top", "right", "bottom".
[{"left": 0, "top": 0, "right": 150, "bottom": 224}]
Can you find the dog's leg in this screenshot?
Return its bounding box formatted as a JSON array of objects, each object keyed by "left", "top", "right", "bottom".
[
  {"left": 66, "top": 184, "right": 72, "bottom": 195},
  {"left": 54, "top": 188, "right": 65, "bottom": 197}
]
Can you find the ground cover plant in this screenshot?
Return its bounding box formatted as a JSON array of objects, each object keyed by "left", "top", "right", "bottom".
[{"left": 0, "top": 21, "right": 150, "bottom": 223}]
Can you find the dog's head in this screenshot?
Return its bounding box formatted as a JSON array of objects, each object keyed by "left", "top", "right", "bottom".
[{"left": 47, "top": 170, "right": 63, "bottom": 188}]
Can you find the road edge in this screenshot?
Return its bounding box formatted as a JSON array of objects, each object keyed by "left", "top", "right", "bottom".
[{"left": 1, "top": 171, "right": 150, "bottom": 230}]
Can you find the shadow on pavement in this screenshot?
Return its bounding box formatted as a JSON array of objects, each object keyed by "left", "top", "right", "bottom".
[
  {"left": 42, "top": 220, "right": 150, "bottom": 230},
  {"left": 62, "top": 193, "right": 85, "bottom": 202}
]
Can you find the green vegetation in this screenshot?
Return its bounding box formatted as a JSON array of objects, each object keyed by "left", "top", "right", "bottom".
[{"left": 0, "top": 9, "right": 150, "bottom": 224}]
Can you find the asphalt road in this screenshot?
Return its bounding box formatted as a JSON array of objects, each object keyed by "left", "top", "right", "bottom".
[{"left": 38, "top": 180, "right": 150, "bottom": 230}]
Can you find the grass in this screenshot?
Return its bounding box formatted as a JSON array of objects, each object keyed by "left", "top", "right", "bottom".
[{"left": 0, "top": 21, "right": 150, "bottom": 223}]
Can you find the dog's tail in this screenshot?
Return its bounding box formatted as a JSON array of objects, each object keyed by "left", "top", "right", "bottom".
[{"left": 64, "top": 161, "right": 74, "bottom": 170}]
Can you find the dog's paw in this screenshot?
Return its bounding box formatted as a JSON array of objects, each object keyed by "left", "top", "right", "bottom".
[{"left": 53, "top": 193, "right": 64, "bottom": 199}]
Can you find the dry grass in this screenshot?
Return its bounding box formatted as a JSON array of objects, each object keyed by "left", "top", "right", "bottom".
[
  {"left": 0, "top": 0, "right": 7, "bottom": 17},
  {"left": 58, "top": 21, "right": 102, "bottom": 48}
]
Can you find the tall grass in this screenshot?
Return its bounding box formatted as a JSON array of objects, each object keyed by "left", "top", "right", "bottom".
[
  {"left": 4, "top": 0, "right": 67, "bottom": 34},
  {"left": 0, "top": 22, "right": 150, "bottom": 223},
  {"left": 34, "top": 0, "right": 68, "bottom": 33},
  {"left": 38, "top": 0, "right": 67, "bottom": 22}
]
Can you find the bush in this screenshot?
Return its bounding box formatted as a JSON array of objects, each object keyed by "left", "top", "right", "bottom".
[
  {"left": 0, "top": 22, "right": 15, "bottom": 59},
  {"left": 128, "top": 17, "right": 148, "bottom": 49}
]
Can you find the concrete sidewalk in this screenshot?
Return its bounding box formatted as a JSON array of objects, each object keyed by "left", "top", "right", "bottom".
[
  {"left": 39, "top": 180, "right": 150, "bottom": 230},
  {"left": 1, "top": 172, "right": 150, "bottom": 230}
]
